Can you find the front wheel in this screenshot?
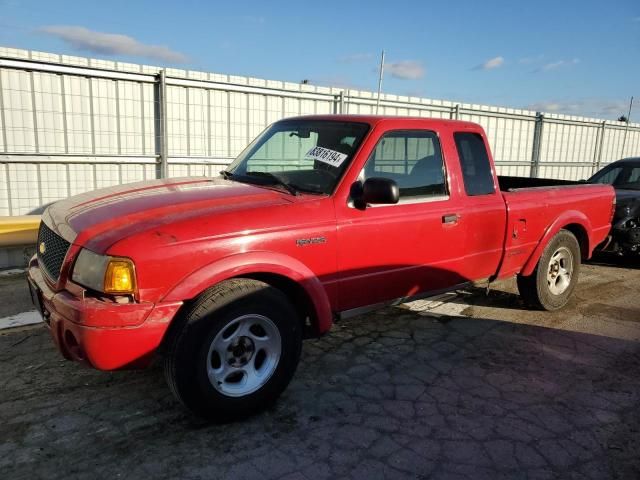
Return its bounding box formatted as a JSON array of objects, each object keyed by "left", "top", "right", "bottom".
[
  {"left": 164, "top": 279, "right": 302, "bottom": 421},
  {"left": 517, "top": 229, "right": 581, "bottom": 311}
]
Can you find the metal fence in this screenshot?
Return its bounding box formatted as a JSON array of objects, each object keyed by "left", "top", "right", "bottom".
[{"left": 1, "top": 46, "right": 639, "bottom": 216}]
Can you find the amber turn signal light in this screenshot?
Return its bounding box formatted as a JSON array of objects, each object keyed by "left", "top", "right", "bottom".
[{"left": 104, "top": 259, "right": 137, "bottom": 294}]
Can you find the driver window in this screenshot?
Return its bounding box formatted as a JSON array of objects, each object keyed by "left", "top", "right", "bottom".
[{"left": 362, "top": 130, "right": 447, "bottom": 199}]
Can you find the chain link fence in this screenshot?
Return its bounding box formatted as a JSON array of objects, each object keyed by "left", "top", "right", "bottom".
[{"left": 1, "top": 46, "right": 639, "bottom": 216}]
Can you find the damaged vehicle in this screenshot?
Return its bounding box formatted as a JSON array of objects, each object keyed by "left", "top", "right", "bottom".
[{"left": 589, "top": 157, "right": 640, "bottom": 255}]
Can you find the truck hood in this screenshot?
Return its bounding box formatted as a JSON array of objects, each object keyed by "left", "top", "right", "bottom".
[{"left": 45, "top": 177, "right": 295, "bottom": 251}]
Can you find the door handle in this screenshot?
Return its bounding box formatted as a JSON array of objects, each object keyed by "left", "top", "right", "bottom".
[{"left": 442, "top": 214, "right": 459, "bottom": 224}]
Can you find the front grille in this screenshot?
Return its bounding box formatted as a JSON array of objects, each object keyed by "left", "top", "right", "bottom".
[{"left": 37, "top": 222, "right": 71, "bottom": 281}]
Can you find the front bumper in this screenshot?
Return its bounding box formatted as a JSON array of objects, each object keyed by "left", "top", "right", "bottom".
[{"left": 27, "top": 257, "right": 182, "bottom": 370}]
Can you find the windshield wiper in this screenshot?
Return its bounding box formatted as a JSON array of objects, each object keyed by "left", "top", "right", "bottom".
[
  {"left": 288, "top": 183, "right": 325, "bottom": 195},
  {"left": 245, "top": 171, "right": 298, "bottom": 196}
]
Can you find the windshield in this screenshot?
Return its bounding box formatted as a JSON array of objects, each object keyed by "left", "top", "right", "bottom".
[
  {"left": 226, "top": 120, "right": 370, "bottom": 195},
  {"left": 589, "top": 163, "right": 640, "bottom": 190}
]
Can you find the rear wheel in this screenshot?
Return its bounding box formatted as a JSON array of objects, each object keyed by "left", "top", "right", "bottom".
[
  {"left": 164, "top": 278, "right": 302, "bottom": 421},
  {"left": 517, "top": 229, "right": 581, "bottom": 311}
]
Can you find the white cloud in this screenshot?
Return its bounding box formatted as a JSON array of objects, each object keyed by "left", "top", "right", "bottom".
[
  {"left": 473, "top": 56, "right": 504, "bottom": 71},
  {"left": 538, "top": 58, "right": 580, "bottom": 71},
  {"left": 526, "top": 98, "right": 628, "bottom": 119},
  {"left": 473, "top": 56, "right": 504, "bottom": 70},
  {"left": 39, "top": 25, "right": 188, "bottom": 63},
  {"left": 339, "top": 53, "right": 374, "bottom": 63},
  {"left": 384, "top": 60, "right": 425, "bottom": 80}
]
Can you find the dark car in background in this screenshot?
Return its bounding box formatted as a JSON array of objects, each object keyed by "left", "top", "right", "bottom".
[{"left": 589, "top": 157, "right": 640, "bottom": 255}]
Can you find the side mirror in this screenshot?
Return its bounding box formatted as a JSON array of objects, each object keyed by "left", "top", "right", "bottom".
[{"left": 351, "top": 177, "right": 399, "bottom": 209}]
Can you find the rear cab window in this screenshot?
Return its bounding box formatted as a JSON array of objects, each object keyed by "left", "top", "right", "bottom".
[{"left": 454, "top": 132, "right": 496, "bottom": 196}]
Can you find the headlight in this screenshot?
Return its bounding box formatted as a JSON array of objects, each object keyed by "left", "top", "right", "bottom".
[{"left": 72, "top": 249, "right": 137, "bottom": 295}]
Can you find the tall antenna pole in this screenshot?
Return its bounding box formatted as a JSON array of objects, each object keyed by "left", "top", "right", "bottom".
[
  {"left": 621, "top": 96, "right": 634, "bottom": 157},
  {"left": 375, "top": 50, "right": 385, "bottom": 115}
]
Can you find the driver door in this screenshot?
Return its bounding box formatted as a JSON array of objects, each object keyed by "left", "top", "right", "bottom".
[{"left": 335, "top": 129, "right": 467, "bottom": 312}]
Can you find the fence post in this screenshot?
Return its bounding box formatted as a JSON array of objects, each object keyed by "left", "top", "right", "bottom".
[
  {"left": 333, "top": 91, "right": 345, "bottom": 114},
  {"left": 530, "top": 112, "right": 544, "bottom": 178},
  {"left": 156, "top": 69, "right": 169, "bottom": 179},
  {"left": 595, "top": 121, "right": 606, "bottom": 172},
  {"left": 621, "top": 123, "right": 629, "bottom": 159},
  {"left": 591, "top": 121, "right": 605, "bottom": 174},
  {"left": 450, "top": 104, "right": 460, "bottom": 120}
]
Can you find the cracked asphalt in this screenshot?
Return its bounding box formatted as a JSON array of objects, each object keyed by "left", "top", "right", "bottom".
[{"left": 1, "top": 256, "right": 639, "bottom": 479}]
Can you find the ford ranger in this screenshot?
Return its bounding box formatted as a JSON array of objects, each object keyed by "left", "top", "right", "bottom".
[{"left": 27, "top": 116, "right": 615, "bottom": 419}]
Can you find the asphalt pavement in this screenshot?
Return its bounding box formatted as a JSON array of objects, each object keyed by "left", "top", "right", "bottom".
[{"left": 1, "top": 256, "right": 639, "bottom": 479}]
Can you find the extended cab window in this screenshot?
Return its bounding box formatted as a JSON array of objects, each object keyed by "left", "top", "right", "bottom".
[
  {"left": 362, "top": 130, "right": 447, "bottom": 199},
  {"left": 454, "top": 132, "right": 495, "bottom": 196}
]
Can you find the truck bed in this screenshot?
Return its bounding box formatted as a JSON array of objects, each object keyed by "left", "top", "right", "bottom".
[
  {"left": 498, "top": 175, "right": 584, "bottom": 191},
  {"left": 496, "top": 181, "right": 614, "bottom": 279}
]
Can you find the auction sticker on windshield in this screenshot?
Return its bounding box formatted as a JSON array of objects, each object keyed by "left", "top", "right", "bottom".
[{"left": 305, "top": 146, "right": 348, "bottom": 168}]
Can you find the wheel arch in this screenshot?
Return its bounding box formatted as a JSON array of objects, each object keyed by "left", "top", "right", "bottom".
[
  {"left": 240, "top": 272, "right": 321, "bottom": 338},
  {"left": 161, "top": 251, "right": 333, "bottom": 339},
  {"left": 520, "top": 211, "right": 591, "bottom": 277},
  {"left": 562, "top": 223, "right": 589, "bottom": 260}
]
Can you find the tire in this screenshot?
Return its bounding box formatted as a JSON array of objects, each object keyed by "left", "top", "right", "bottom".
[
  {"left": 163, "top": 278, "right": 302, "bottom": 421},
  {"left": 517, "top": 229, "right": 581, "bottom": 311}
]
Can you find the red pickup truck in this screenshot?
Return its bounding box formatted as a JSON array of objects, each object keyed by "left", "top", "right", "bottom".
[{"left": 28, "top": 115, "right": 614, "bottom": 419}]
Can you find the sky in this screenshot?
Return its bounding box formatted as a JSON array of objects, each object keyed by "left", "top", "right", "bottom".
[{"left": 1, "top": 0, "right": 639, "bottom": 120}]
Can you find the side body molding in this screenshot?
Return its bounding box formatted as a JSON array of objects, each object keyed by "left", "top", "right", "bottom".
[
  {"left": 162, "top": 251, "right": 334, "bottom": 334},
  {"left": 520, "top": 210, "right": 592, "bottom": 277}
]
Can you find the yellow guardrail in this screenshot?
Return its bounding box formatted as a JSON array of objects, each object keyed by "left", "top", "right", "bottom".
[{"left": 0, "top": 216, "right": 40, "bottom": 247}]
